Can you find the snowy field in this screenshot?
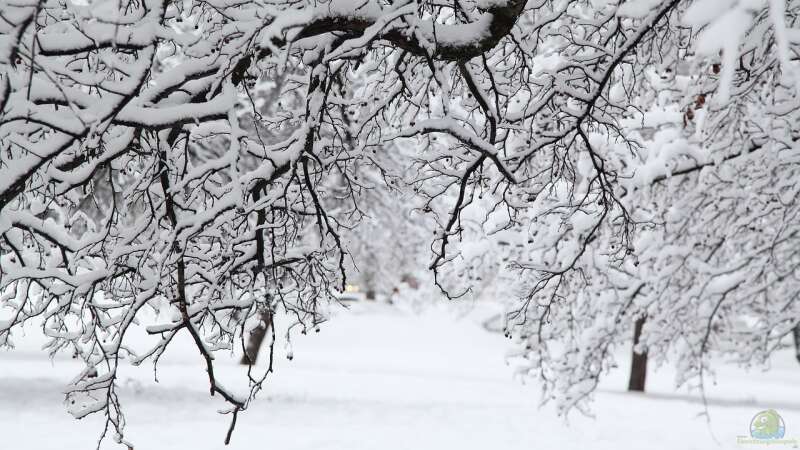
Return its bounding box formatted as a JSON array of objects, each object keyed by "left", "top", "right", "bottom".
[{"left": 1, "top": 300, "right": 798, "bottom": 450}]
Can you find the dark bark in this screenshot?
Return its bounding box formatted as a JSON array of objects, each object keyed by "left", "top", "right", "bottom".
[
  {"left": 283, "top": 0, "right": 527, "bottom": 61},
  {"left": 793, "top": 324, "right": 800, "bottom": 365},
  {"left": 628, "top": 316, "right": 648, "bottom": 392},
  {"left": 240, "top": 310, "right": 274, "bottom": 365}
]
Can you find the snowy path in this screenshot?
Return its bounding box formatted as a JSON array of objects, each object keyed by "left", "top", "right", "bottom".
[{"left": 1, "top": 302, "right": 798, "bottom": 450}]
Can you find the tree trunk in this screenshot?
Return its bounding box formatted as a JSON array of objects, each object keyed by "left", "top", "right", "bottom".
[
  {"left": 628, "top": 316, "right": 648, "bottom": 392},
  {"left": 240, "top": 310, "right": 273, "bottom": 365},
  {"left": 793, "top": 324, "right": 800, "bottom": 365}
]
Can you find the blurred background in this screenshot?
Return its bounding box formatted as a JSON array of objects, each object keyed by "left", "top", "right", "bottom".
[{"left": 2, "top": 292, "right": 797, "bottom": 450}]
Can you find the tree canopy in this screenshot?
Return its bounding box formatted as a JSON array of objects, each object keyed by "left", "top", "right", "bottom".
[{"left": 1, "top": 0, "right": 799, "bottom": 445}]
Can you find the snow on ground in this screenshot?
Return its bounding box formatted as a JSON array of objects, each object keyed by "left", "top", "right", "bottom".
[{"left": 1, "top": 300, "right": 798, "bottom": 450}]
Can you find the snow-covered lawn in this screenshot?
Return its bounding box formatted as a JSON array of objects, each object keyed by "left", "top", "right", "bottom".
[{"left": 1, "top": 301, "right": 797, "bottom": 450}]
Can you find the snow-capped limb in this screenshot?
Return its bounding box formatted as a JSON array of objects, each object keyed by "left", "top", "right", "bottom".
[
  {"left": 258, "top": 0, "right": 527, "bottom": 60},
  {"left": 393, "top": 118, "right": 516, "bottom": 183}
]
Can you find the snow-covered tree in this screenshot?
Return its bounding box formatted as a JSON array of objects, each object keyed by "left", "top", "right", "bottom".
[
  {"left": 2, "top": 0, "right": 800, "bottom": 444},
  {"left": 450, "top": 0, "right": 800, "bottom": 412}
]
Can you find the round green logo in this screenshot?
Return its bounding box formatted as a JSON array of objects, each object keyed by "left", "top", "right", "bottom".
[{"left": 750, "top": 409, "right": 786, "bottom": 440}]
